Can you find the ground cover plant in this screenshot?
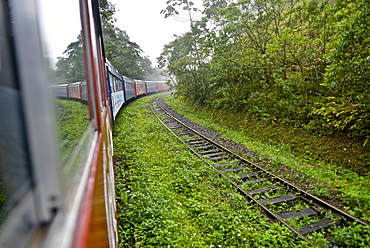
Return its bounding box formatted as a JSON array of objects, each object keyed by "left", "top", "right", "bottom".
[
  {"left": 113, "top": 94, "right": 311, "bottom": 247},
  {"left": 56, "top": 100, "right": 89, "bottom": 165},
  {"left": 164, "top": 95, "right": 370, "bottom": 221},
  {"left": 163, "top": 94, "right": 370, "bottom": 247}
]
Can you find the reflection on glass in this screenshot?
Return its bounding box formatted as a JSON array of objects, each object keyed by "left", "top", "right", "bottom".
[
  {"left": 37, "top": 0, "right": 90, "bottom": 172},
  {"left": 0, "top": 1, "right": 32, "bottom": 227}
]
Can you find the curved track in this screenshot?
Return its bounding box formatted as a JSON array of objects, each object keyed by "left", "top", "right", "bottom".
[{"left": 151, "top": 97, "right": 368, "bottom": 246}]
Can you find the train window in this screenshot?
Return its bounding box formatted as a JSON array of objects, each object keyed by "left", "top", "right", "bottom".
[
  {"left": 0, "top": 0, "right": 33, "bottom": 229},
  {"left": 125, "top": 81, "right": 134, "bottom": 90},
  {"left": 36, "top": 0, "right": 94, "bottom": 184},
  {"left": 109, "top": 73, "right": 116, "bottom": 92}
]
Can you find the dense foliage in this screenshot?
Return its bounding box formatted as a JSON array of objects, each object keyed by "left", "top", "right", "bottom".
[
  {"left": 102, "top": 20, "right": 154, "bottom": 79},
  {"left": 158, "top": 0, "right": 370, "bottom": 146}
]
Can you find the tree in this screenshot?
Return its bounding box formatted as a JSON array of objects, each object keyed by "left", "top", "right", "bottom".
[
  {"left": 309, "top": 0, "right": 370, "bottom": 145},
  {"left": 55, "top": 33, "right": 85, "bottom": 83},
  {"left": 103, "top": 20, "right": 153, "bottom": 79},
  {"left": 160, "top": 0, "right": 370, "bottom": 144}
]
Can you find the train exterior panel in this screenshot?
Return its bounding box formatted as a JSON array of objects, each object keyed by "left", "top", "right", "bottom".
[
  {"left": 134, "top": 79, "right": 146, "bottom": 97},
  {"left": 68, "top": 82, "right": 82, "bottom": 100},
  {"left": 81, "top": 81, "right": 88, "bottom": 101},
  {"left": 145, "top": 81, "right": 157, "bottom": 94},
  {"left": 55, "top": 84, "right": 69, "bottom": 98},
  {"left": 110, "top": 91, "right": 125, "bottom": 118},
  {"left": 106, "top": 62, "right": 125, "bottom": 119},
  {"left": 123, "top": 76, "right": 135, "bottom": 101}
]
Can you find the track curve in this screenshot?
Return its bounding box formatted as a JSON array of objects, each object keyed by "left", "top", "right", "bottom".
[{"left": 151, "top": 97, "right": 368, "bottom": 246}]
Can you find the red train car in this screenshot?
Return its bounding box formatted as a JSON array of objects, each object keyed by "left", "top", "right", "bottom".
[
  {"left": 68, "top": 82, "right": 83, "bottom": 100},
  {"left": 134, "top": 79, "right": 146, "bottom": 97},
  {"left": 0, "top": 0, "right": 117, "bottom": 247}
]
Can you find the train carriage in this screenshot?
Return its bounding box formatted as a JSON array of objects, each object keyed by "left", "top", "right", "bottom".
[
  {"left": 55, "top": 84, "right": 69, "bottom": 98},
  {"left": 0, "top": 0, "right": 117, "bottom": 247},
  {"left": 145, "top": 80, "right": 157, "bottom": 94},
  {"left": 68, "top": 82, "right": 83, "bottom": 100},
  {"left": 123, "top": 76, "right": 135, "bottom": 102},
  {"left": 81, "top": 81, "right": 88, "bottom": 102},
  {"left": 133, "top": 79, "right": 146, "bottom": 97},
  {"left": 106, "top": 62, "right": 125, "bottom": 120}
]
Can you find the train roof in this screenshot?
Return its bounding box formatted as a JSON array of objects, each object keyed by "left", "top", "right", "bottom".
[
  {"left": 69, "top": 81, "right": 83, "bottom": 86},
  {"left": 122, "top": 76, "right": 134, "bottom": 83},
  {"left": 106, "top": 61, "right": 123, "bottom": 80},
  {"left": 133, "top": 79, "right": 145, "bottom": 83}
]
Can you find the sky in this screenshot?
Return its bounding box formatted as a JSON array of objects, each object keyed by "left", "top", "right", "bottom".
[{"left": 111, "top": 0, "right": 203, "bottom": 66}]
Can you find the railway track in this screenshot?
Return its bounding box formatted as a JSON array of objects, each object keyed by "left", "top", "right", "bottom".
[{"left": 151, "top": 97, "right": 368, "bottom": 246}]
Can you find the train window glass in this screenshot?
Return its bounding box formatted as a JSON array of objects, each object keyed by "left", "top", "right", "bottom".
[
  {"left": 36, "top": 0, "right": 93, "bottom": 184},
  {"left": 110, "top": 73, "right": 116, "bottom": 92},
  {"left": 126, "top": 82, "right": 134, "bottom": 90},
  {"left": 0, "top": 1, "right": 33, "bottom": 227}
]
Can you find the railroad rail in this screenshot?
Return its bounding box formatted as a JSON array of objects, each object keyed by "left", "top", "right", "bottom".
[{"left": 151, "top": 97, "right": 369, "bottom": 245}]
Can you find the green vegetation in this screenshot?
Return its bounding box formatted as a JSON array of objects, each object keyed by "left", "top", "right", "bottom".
[
  {"left": 56, "top": 100, "right": 89, "bottom": 165},
  {"left": 102, "top": 21, "right": 153, "bottom": 79},
  {"left": 158, "top": 0, "right": 370, "bottom": 147},
  {"left": 113, "top": 94, "right": 310, "bottom": 247},
  {"left": 114, "top": 94, "right": 370, "bottom": 246},
  {"left": 163, "top": 95, "right": 370, "bottom": 224}
]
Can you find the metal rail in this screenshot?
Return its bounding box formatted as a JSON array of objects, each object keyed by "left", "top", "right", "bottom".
[{"left": 151, "top": 97, "right": 369, "bottom": 246}]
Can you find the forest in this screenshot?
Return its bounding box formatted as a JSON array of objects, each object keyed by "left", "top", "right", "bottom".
[{"left": 158, "top": 0, "right": 370, "bottom": 147}]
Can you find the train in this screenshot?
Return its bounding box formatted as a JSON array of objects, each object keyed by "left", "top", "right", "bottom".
[
  {"left": 0, "top": 0, "right": 168, "bottom": 247},
  {"left": 54, "top": 74, "right": 170, "bottom": 121}
]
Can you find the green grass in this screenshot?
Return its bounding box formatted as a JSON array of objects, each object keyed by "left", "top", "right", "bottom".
[
  {"left": 56, "top": 100, "right": 90, "bottom": 165},
  {"left": 113, "top": 94, "right": 310, "bottom": 247},
  {"left": 113, "top": 93, "right": 370, "bottom": 247},
  {"left": 163, "top": 95, "right": 370, "bottom": 224}
]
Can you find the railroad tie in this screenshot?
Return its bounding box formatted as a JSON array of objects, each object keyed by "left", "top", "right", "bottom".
[
  {"left": 278, "top": 208, "right": 317, "bottom": 219},
  {"left": 179, "top": 130, "right": 193, "bottom": 135},
  {"left": 247, "top": 185, "right": 281, "bottom": 195},
  {"left": 214, "top": 161, "right": 241, "bottom": 168},
  {"left": 238, "top": 172, "right": 259, "bottom": 179},
  {"left": 238, "top": 178, "right": 267, "bottom": 185},
  {"left": 299, "top": 219, "right": 332, "bottom": 235},
  {"left": 220, "top": 166, "right": 247, "bottom": 173},
  {"left": 197, "top": 149, "right": 219, "bottom": 155},
  {"left": 205, "top": 152, "right": 225, "bottom": 158},
  {"left": 189, "top": 140, "right": 207, "bottom": 145},
  {"left": 208, "top": 156, "right": 229, "bottom": 161},
  {"left": 193, "top": 143, "right": 210, "bottom": 148},
  {"left": 195, "top": 145, "right": 214, "bottom": 150},
  {"left": 259, "top": 194, "right": 296, "bottom": 205}
]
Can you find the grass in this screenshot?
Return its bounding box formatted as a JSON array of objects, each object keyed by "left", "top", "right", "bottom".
[
  {"left": 113, "top": 93, "right": 370, "bottom": 247},
  {"left": 113, "top": 94, "right": 310, "bottom": 247},
  {"left": 163, "top": 95, "right": 370, "bottom": 224},
  {"left": 56, "top": 100, "right": 90, "bottom": 166}
]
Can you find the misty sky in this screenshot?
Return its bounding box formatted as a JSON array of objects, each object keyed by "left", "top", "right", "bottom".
[{"left": 111, "top": 0, "right": 204, "bottom": 66}]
